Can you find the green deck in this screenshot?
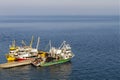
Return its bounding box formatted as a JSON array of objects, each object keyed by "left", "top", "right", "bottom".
[{"left": 40, "top": 58, "right": 70, "bottom": 67}]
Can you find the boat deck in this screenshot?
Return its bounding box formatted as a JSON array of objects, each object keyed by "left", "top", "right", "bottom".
[{"left": 0, "top": 60, "right": 32, "bottom": 68}]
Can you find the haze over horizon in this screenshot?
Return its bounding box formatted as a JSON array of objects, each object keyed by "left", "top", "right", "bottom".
[{"left": 0, "top": 0, "right": 119, "bottom": 16}]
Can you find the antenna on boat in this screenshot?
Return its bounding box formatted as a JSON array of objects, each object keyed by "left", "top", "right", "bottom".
[
  {"left": 30, "top": 36, "right": 34, "bottom": 47},
  {"left": 9, "top": 40, "right": 16, "bottom": 50},
  {"left": 59, "top": 41, "right": 66, "bottom": 49},
  {"left": 36, "top": 37, "right": 40, "bottom": 49},
  {"left": 49, "top": 40, "right": 52, "bottom": 49},
  {"left": 21, "top": 40, "right": 26, "bottom": 46},
  {"left": 11, "top": 40, "right": 16, "bottom": 47}
]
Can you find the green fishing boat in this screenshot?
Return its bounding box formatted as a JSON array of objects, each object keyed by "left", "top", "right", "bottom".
[
  {"left": 32, "top": 41, "right": 74, "bottom": 67},
  {"left": 41, "top": 58, "right": 70, "bottom": 67},
  {"left": 32, "top": 58, "right": 71, "bottom": 67}
]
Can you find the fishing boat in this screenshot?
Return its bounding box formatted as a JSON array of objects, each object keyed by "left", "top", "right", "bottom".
[
  {"left": 6, "top": 36, "right": 40, "bottom": 61},
  {"left": 34, "top": 58, "right": 71, "bottom": 67},
  {"left": 32, "top": 41, "right": 74, "bottom": 67},
  {"left": 15, "top": 47, "right": 38, "bottom": 60},
  {"left": 6, "top": 40, "right": 18, "bottom": 61}
]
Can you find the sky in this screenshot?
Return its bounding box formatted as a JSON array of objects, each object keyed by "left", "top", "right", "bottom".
[{"left": 0, "top": 0, "right": 119, "bottom": 15}]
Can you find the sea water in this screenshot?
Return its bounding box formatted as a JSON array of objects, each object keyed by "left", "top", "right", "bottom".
[{"left": 0, "top": 15, "right": 119, "bottom": 80}]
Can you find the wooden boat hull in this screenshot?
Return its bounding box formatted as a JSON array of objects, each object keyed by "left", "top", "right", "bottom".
[
  {"left": 16, "top": 57, "right": 36, "bottom": 61},
  {"left": 0, "top": 60, "right": 32, "bottom": 68}
]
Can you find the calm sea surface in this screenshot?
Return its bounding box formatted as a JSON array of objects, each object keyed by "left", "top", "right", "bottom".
[{"left": 0, "top": 16, "right": 119, "bottom": 80}]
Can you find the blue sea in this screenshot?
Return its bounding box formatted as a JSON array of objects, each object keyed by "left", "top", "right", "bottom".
[{"left": 0, "top": 15, "right": 119, "bottom": 80}]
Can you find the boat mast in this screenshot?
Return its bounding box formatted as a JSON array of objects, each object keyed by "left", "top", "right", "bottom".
[
  {"left": 49, "top": 40, "right": 52, "bottom": 49},
  {"left": 21, "top": 40, "right": 26, "bottom": 46},
  {"left": 59, "top": 41, "right": 66, "bottom": 49},
  {"left": 12, "top": 40, "right": 16, "bottom": 47},
  {"left": 36, "top": 37, "right": 40, "bottom": 49},
  {"left": 29, "top": 36, "right": 34, "bottom": 47}
]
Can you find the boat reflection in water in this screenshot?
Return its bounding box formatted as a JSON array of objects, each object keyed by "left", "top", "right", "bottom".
[
  {"left": 49, "top": 61, "right": 72, "bottom": 80},
  {"left": 0, "top": 65, "right": 31, "bottom": 80},
  {"left": 36, "top": 61, "right": 72, "bottom": 80},
  {"left": 0, "top": 62, "right": 72, "bottom": 80}
]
